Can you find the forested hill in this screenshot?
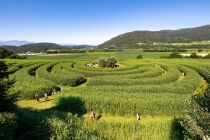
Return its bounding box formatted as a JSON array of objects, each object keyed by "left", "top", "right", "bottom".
[
  {"left": 1, "top": 43, "right": 64, "bottom": 53},
  {"left": 20, "top": 43, "right": 63, "bottom": 53},
  {"left": 98, "top": 25, "right": 210, "bottom": 48},
  {"left": 1, "top": 43, "right": 96, "bottom": 53}
]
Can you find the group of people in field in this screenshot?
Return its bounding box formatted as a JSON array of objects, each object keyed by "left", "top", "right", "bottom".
[
  {"left": 34, "top": 88, "right": 59, "bottom": 102},
  {"left": 90, "top": 109, "right": 141, "bottom": 122}
]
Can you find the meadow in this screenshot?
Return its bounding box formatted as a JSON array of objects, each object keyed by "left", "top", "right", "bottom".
[{"left": 4, "top": 50, "right": 210, "bottom": 140}]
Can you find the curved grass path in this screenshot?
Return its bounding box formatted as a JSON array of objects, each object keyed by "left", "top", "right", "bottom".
[
  {"left": 17, "top": 95, "right": 175, "bottom": 125},
  {"left": 17, "top": 95, "right": 56, "bottom": 110}
]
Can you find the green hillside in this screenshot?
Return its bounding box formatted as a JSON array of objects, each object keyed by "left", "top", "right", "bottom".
[{"left": 99, "top": 25, "right": 210, "bottom": 48}]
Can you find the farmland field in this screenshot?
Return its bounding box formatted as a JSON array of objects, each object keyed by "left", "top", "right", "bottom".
[{"left": 3, "top": 50, "right": 210, "bottom": 140}]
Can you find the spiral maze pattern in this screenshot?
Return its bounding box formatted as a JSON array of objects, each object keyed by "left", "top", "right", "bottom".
[{"left": 9, "top": 61, "right": 207, "bottom": 116}]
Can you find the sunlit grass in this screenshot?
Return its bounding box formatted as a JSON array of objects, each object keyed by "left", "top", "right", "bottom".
[{"left": 17, "top": 95, "right": 56, "bottom": 110}]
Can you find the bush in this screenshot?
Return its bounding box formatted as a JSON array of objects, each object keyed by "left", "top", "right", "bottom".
[
  {"left": 198, "top": 49, "right": 203, "bottom": 52},
  {"left": 180, "top": 94, "right": 210, "bottom": 139},
  {"left": 98, "top": 59, "right": 106, "bottom": 67},
  {"left": 0, "top": 113, "right": 17, "bottom": 140},
  {"left": 136, "top": 55, "right": 143, "bottom": 59},
  {"left": 190, "top": 52, "right": 202, "bottom": 58},
  {"left": 169, "top": 52, "right": 182, "bottom": 58},
  {"left": 190, "top": 52, "right": 197, "bottom": 58},
  {"left": 8, "top": 54, "right": 27, "bottom": 59}
]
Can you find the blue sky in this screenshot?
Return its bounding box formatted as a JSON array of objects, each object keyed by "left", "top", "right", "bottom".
[{"left": 0, "top": 0, "right": 210, "bottom": 45}]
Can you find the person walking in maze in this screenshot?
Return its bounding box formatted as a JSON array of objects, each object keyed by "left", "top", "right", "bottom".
[
  {"left": 90, "top": 109, "right": 96, "bottom": 119},
  {"left": 35, "top": 93, "right": 39, "bottom": 101},
  {"left": 44, "top": 93, "right": 48, "bottom": 101},
  {"left": 51, "top": 89, "right": 56, "bottom": 95},
  {"left": 61, "top": 87, "right": 64, "bottom": 92},
  {"left": 182, "top": 72, "right": 185, "bottom": 76},
  {"left": 136, "top": 113, "right": 141, "bottom": 122}
]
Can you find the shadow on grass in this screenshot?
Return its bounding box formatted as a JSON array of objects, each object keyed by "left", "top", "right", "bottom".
[
  {"left": 169, "top": 117, "right": 185, "bottom": 140},
  {"left": 14, "top": 108, "right": 64, "bottom": 140},
  {"left": 15, "top": 107, "right": 81, "bottom": 140},
  {"left": 14, "top": 95, "right": 87, "bottom": 139},
  {"left": 39, "top": 98, "right": 55, "bottom": 102},
  {"left": 96, "top": 114, "right": 102, "bottom": 120},
  {"left": 54, "top": 96, "right": 87, "bottom": 116}
]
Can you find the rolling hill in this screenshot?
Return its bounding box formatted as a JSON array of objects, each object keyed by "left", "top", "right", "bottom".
[
  {"left": 98, "top": 25, "right": 210, "bottom": 48},
  {"left": 1, "top": 43, "right": 64, "bottom": 53},
  {"left": 1, "top": 43, "right": 96, "bottom": 53}
]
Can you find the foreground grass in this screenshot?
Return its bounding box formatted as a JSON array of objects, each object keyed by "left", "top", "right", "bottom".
[
  {"left": 16, "top": 81, "right": 185, "bottom": 140},
  {"left": 17, "top": 93, "right": 177, "bottom": 124}
]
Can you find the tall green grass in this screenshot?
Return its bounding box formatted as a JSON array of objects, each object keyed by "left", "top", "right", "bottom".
[
  {"left": 9, "top": 62, "right": 55, "bottom": 99},
  {"left": 36, "top": 63, "right": 87, "bottom": 86}
]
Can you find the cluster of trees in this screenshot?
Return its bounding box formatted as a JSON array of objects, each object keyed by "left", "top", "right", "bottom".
[
  {"left": 88, "top": 48, "right": 122, "bottom": 52},
  {"left": 0, "top": 48, "right": 26, "bottom": 59},
  {"left": 98, "top": 57, "right": 118, "bottom": 68},
  {"left": 142, "top": 45, "right": 210, "bottom": 50},
  {"left": 144, "top": 49, "right": 187, "bottom": 52},
  {"left": 180, "top": 69, "right": 210, "bottom": 140},
  {"left": 47, "top": 49, "right": 86, "bottom": 54},
  {"left": 0, "top": 61, "right": 18, "bottom": 140},
  {"left": 0, "top": 48, "right": 13, "bottom": 58},
  {"left": 100, "top": 42, "right": 210, "bottom": 50},
  {"left": 181, "top": 93, "right": 210, "bottom": 139}
]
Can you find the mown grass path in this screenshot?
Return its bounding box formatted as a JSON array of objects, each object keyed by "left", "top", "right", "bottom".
[
  {"left": 83, "top": 114, "right": 174, "bottom": 123},
  {"left": 17, "top": 95, "right": 56, "bottom": 110},
  {"left": 17, "top": 94, "right": 176, "bottom": 124}
]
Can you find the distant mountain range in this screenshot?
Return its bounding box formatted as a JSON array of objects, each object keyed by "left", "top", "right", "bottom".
[
  {"left": 98, "top": 25, "right": 210, "bottom": 48},
  {"left": 0, "top": 43, "right": 63, "bottom": 53},
  {"left": 0, "top": 40, "right": 96, "bottom": 49},
  {"left": 0, "top": 40, "right": 32, "bottom": 46}
]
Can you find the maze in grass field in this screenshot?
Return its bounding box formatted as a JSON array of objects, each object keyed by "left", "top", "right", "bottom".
[{"left": 9, "top": 61, "right": 207, "bottom": 115}]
